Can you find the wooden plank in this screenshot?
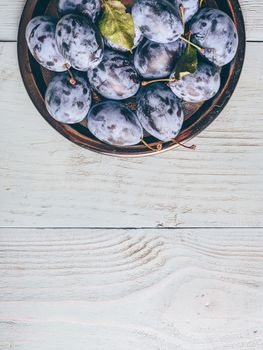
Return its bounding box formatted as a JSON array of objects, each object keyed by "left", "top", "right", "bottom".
[
  {"left": 0, "top": 228, "right": 263, "bottom": 349},
  {"left": 0, "top": 0, "right": 262, "bottom": 41},
  {"left": 0, "top": 41, "right": 263, "bottom": 228},
  {"left": 0, "top": 0, "right": 25, "bottom": 41}
]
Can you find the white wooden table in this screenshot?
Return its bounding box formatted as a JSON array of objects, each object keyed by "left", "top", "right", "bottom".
[{"left": 0, "top": 1, "right": 263, "bottom": 349}]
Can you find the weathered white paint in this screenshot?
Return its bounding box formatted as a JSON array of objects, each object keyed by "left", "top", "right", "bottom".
[
  {"left": 0, "top": 1, "right": 263, "bottom": 348},
  {"left": 0, "top": 229, "right": 262, "bottom": 350},
  {"left": 0, "top": 42, "right": 263, "bottom": 227}
]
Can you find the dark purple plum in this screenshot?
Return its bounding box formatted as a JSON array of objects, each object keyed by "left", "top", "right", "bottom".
[
  {"left": 104, "top": 26, "right": 143, "bottom": 53},
  {"left": 137, "top": 83, "right": 184, "bottom": 142},
  {"left": 87, "top": 101, "right": 143, "bottom": 146},
  {"left": 169, "top": 62, "right": 221, "bottom": 102},
  {"left": 26, "top": 16, "right": 69, "bottom": 72},
  {"left": 45, "top": 72, "right": 91, "bottom": 124},
  {"left": 190, "top": 8, "right": 239, "bottom": 67},
  {"left": 56, "top": 14, "right": 104, "bottom": 71},
  {"left": 132, "top": 0, "right": 183, "bottom": 43},
  {"left": 169, "top": 0, "right": 199, "bottom": 23},
  {"left": 134, "top": 38, "right": 186, "bottom": 79},
  {"left": 57, "top": 0, "right": 101, "bottom": 22},
  {"left": 87, "top": 50, "right": 141, "bottom": 100}
]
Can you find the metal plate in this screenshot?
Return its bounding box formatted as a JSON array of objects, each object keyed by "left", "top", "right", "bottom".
[{"left": 17, "top": 0, "right": 246, "bottom": 157}]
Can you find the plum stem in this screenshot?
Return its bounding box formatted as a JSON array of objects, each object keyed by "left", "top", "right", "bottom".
[
  {"left": 63, "top": 64, "right": 77, "bottom": 85},
  {"left": 140, "top": 138, "right": 163, "bottom": 152},
  {"left": 184, "top": 31, "right": 192, "bottom": 40},
  {"left": 200, "top": 0, "right": 204, "bottom": 7},
  {"left": 141, "top": 78, "right": 176, "bottom": 87},
  {"left": 179, "top": 4, "right": 185, "bottom": 28},
  {"left": 180, "top": 36, "right": 204, "bottom": 53},
  {"left": 172, "top": 138, "right": 196, "bottom": 150}
]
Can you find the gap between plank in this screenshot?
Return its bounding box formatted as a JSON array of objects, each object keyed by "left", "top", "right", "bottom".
[{"left": 0, "top": 227, "right": 262, "bottom": 230}]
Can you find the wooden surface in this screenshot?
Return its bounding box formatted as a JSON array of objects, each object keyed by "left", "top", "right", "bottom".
[
  {"left": 0, "top": 1, "right": 263, "bottom": 349},
  {"left": 1, "top": 40, "right": 263, "bottom": 227},
  {"left": 0, "top": 229, "right": 263, "bottom": 350}
]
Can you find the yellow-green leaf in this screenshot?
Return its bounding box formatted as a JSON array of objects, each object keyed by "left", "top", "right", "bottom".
[
  {"left": 99, "top": 0, "right": 135, "bottom": 51},
  {"left": 172, "top": 44, "right": 198, "bottom": 81}
]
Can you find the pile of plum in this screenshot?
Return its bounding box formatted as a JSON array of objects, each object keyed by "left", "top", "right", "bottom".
[{"left": 26, "top": 0, "right": 239, "bottom": 148}]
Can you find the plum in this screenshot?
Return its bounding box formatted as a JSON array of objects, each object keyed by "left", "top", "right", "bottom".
[
  {"left": 190, "top": 8, "right": 239, "bottom": 66},
  {"left": 87, "top": 50, "right": 140, "bottom": 100},
  {"left": 137, "top": 83, "right": 184, "bottom": 141},
  {"left": 56, "top": 14, "right": 104, "bottom": 71},
  {"left": 134, "top": 38, "right": 186, "bottom": 79},
  {"left": 104, "top": 26, "right": 143, "bottom": 53},
  {"left": 25, "top": 16, "right": 69, "bottom": 72},
  {"left": 45, "top": 72, "right": 91, "bottom": 124},
  {"left": 132, "top": 0, "right": 183, "bottom": 43},
  {"left": 57, "top": 0, "right": 101, "bottom": 22},
  {"left": 169, "top": 0, "right": 199, "bottom": 23},
  {"left": 169, "top": 62, "right": 221, "bottom": 102},
  {"left": 87, "top": 101, "right": 143, "bottom": 146}
]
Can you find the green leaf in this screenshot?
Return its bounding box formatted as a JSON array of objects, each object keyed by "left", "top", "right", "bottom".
[
  {"left": 172, "top": 44, "right": 198, "bottom": 81},
  {"left": 99, "top": 0, "right": 135, "bottom": 51}
]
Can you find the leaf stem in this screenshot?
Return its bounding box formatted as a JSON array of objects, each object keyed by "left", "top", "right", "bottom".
[
  {"left": 180, "top": 36, "right": 204, "bottom": 53},
  {"left": 141, "top": 78, "right": 176, "bottom": 87}
]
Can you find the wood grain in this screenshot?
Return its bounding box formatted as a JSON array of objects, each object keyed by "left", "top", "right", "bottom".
[
  {"left": 0, "top": 0, "right": 262, "bottom": 41},
  {"left": 1, "top": 42, "right": 263, "bottom": 227},
  {"left": 0, "top": 228, "right": 263, "bottom": 349},
  {"left": 0, "top": 0, "right": 262, "bottom": 347}
]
